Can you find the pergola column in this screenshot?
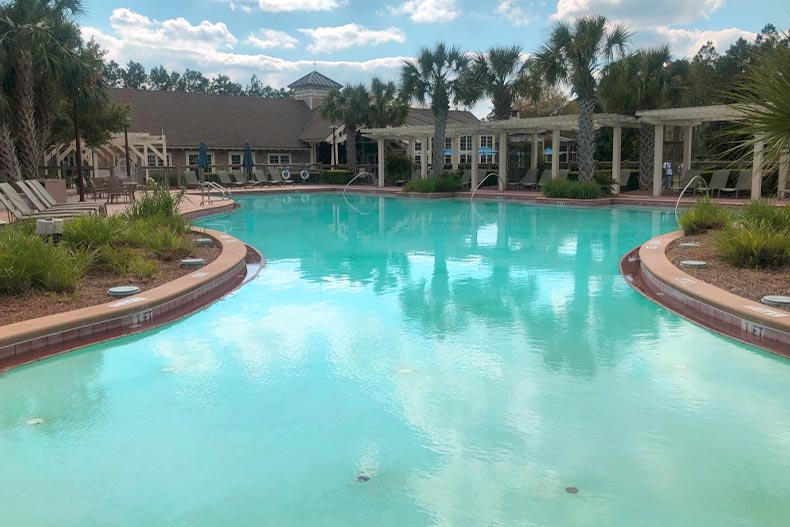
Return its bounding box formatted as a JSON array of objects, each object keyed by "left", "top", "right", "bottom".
[
  {"left": 531, "top": 132, "right": 539, "bottom": 170},
  {"left": 498, "top": 132, "right": 507, "bottom": 191},
  {"left": 309, "top": 142, "right": 316, "bottom": 165},
  {"left": 451, "top": 136, "right": 460, "bottom": 171},
  {"left": 752, "top": 139, "right": 763, "bottom": 200},
  {"left": 652, "top": 124, "right": 664, "bottom": 197},
  {"left": 377, "top": 138, "right": 385, "bottom": 188},
  {"left": 779, "top": 150, "right": 789, "bottom": 199},
  {"left": 611, "top": 125, "right": 622, "bottom": 194},
  {"left": 471, "top": 134, "right": 480, "bottom": 189},
  {"left": 551, "top": 129, "right": 560, "bottom": 179},
  {"left": 421, "top": 136, "right": 429, "bottom": 179},
  {"left": 683, "top": 126, "right": 693, "bottom": 176}
]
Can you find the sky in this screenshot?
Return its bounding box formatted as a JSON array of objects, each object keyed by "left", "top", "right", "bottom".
[{"left": 81, "top": 0, "right": 788, "bottom": 116}]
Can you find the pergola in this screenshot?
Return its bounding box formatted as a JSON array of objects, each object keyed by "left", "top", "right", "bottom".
[
  {"left": 636, "top": 104, "right": 789, "bottom": 199},
  {"left": 363, "top": 113, "right": 639, "bottom": 191}
]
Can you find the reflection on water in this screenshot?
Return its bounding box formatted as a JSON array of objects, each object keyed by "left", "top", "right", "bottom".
[{"left": 2, "top": 194, "right": 790, "bottom": 527}]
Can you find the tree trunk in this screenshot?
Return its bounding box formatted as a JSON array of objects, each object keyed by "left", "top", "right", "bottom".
[
  {"left": 577, "top": 97, "right": 596, "bottom": 182},
  {"left": 0, "top": 124, "right": 22, "bottom": 182},
  {"left": 432, "top": 108, "right": 448, "bottom": 178},
  {"left": 13, "top": 49, "right": 39, "bottom": 180},
  {"left": 346, "top": 125, "right": 358, "bottom": 174},
  {"left": 35, "top": 81, "right": 57, "bottom": 170},
  {"left": 638, "top": 122, "right": 654, "bottom": 191},
  {"left": 73, "top": 101, "right": 85, "bottom": 202}
]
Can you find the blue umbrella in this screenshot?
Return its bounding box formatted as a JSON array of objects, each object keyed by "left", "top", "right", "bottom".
[
  {"left": 197, "top": 142, "right": 209, "bottom": 182},
  {"left": 444, "top": 148, "right": 452, "bottom": 156},
  {"left": 242, "top": 142, "right": 254, "bottom": 180},
  {"left": 478, "top": 146, "right": 498, "bottom": 155}
]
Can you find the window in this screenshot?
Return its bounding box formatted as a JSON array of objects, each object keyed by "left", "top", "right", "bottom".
[
  {"left": 268, "top": 153, "right": 291, "bottom": 165},
  {"left": 460, "top": 136, "right": 472, "bottom": 151},
  {"left": 414, "top": 140, "right": 421, "bottom": 152},
  {"left": 460, "top": 153, "right": 472, "bottom": 164},
  {"left": 479, "top": 135, "right": 496, "bottom": 164},
  {"left": 146, "top": 153, "right": 170, "bottom": 167},
  {"left": 229, "top": 152, "right": 248, "bottom": 167},
  {"left": 187, "top": 152, "right": 213, "bottom": 167}
]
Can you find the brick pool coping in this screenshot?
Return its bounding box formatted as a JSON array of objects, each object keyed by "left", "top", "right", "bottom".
[
  {"left": 621, "top": 230, "right": 790, "bottom": 357},
  {"left": 0, "top": 222, "right": 261, "bottom": 370}
]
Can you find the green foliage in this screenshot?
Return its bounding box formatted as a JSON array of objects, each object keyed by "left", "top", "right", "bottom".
[
  {"left": 716, "top": 220, "right": 790, "bottom": 269},
  {"left": 61, "top": 215, "right": 127, "bottom": 249},
  {"left": 740, "top": 200, "right": 790, "bottom": 231},
  {"left": 403, "top": 175, "right": 462, "bottom": 193},
  {"left": 125, "top": 185, "right": 186, "bottom": 223},
  {"left": 98, "top": 246, "right": 156, "bottom": 278},
  {"left": 322, "top": 170, "right": 354, "bottom": 184},
  {"left": 592, "top": 172, "right": 615, "bottom": 194},
  {"left": 145, "top": 228, "right": 194, "bottom": 261},
  {"left": 541, "top": 180, "right": 603, "bottom": 199},
  {"left": 385, "top": 152, "right": 412, "bottom": 180},
  {"left": 0, "top": 230, "right": 92, "bottom": 293},
  {"left": 678, "top": 198, "right": 731, "bottom": 235}
]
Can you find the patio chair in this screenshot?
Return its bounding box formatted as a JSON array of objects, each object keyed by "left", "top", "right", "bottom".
[
  {"left": 706, "top": 170, "right": 732, "bottom": 198},
  {"left": 460, "top": 170, "right": 472, "bottom": 189},
  {"left": 21, "top": 180, "right": 106, "bottom": 215},
  {"left": 670, "top": 169, "right": 702, "bottom": 193},
  {"left": 270, "top": 169, "right": 295, "bottom": 186},
  {"left": 184, "top": 171, "right": 202, "bottom": 189},
  {"left": 0, "top": 183, "right": 91, "bottom": 220},
  {"left": 217, "top": 171, "right": 240, "bottom": 188},
  {"left": 557, "top": 169, "right": 569, "bottom": 181},
  {"left": 230, "top": 170, "right": 250, "bottom": 187},
  {"left": 89, "top": 177, "right": 108, "bottom": 200},
  {"left": 719, "top": 170, "right": 752, "bottom": 198},
  {"left": 517, "top": 168, "right": 539, "bottom": 190},
  {"left": 535, "top": 169, "right": 552, "bottom": 188},
  {"left": 107, "top": 177, "right": 133, "bottom": 204},
  {"left": 252, "top": 169, "right": 269, "bottom": 186},
  {"left": 618, "top": 169, "right": 632, "bottom": 189}
]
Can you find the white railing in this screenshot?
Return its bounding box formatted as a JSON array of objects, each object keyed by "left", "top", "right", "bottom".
[
  {"left": 470, "top": 172, "right": 503, "bottom": 200},
  {"left": 200, "top": 181, "right": 230, "bottom": 206},
  {"left": 674, "top": 175, "right": 709, "bottom": 224}
]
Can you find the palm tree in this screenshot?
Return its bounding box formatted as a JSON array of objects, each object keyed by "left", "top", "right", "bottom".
[
  {"left": 599, "top": 45, "right": 682, "bottom": 190},
  {"left": 532, "top": 16, "right": 630, "bottom": 181},
  {"left": 0, "top": 48, "right": 22, "bottom": 182},
  {"left": 466, "top": 45, "right": 529, "bottom": 121},
  {"left": 401, "top": 43, "right": 476, "bottom": 177},
  {"left": 367, "top": 77, "right": 408, "bottom": 128},
  {"left": 321, "top": 83, "right": 369, "bottom": 174},
  {"left": 0, "top": 0, "right": 84, "bottom": 179}
]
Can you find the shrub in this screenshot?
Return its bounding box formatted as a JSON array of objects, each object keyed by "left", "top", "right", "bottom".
[
  {"left": 61, "top": 215, "right": 127, "bottom": 250},
  {"left": 385, "top": 152, "right": 412, "bottom": 181},
  {"left": 716, "top": 220, "right": 790, "bottom": 269},
  {"left": 0, "top": 230, "right": 91, "bottom": 293},
  {"left": 322, "top": 170, "right": 354, "bottom": 185},
  {"left": 542, "top": 180, "right": 602, "bottom": 199},
  {"left": 125, "top": 184, "right": 185, "bottom": 221},
  {"left": 739, "top": 200, "right": 790, "bottom": 232},
  {"left": 678, "top": 198, "right": 731, "bottom": 235},
  {"left": 98, "top": 246, "right": 138, "bottom": 274},
  {"left": 146, "top": 228, "right": 194, "bottom": 261},
  {"left": 593, "top": 172, "right": 615, "bottom": 195},
  {"left": 403, "top": 175, "right": 462, "bottom": 193}
]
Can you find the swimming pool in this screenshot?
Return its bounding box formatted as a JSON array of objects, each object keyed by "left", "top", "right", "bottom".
[{"left": 2, "top": 194, "right": 789, "bottom": 526}]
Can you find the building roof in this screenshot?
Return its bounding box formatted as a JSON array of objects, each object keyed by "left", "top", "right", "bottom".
[
  {"left": 111, "top": 88, "right": 316, "bottom": 150},
  {"left": 287, "top": 71, "right": 342, "bottom": 90}
]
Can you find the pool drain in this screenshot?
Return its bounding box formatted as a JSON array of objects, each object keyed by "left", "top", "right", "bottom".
[
  {"left": 108, "top": 285, "right": 140, "bottom": 298},
  {"left": 680, "top": 260, "right": 707, "bottom": 268},
  {"left": 26, "top": 417, "right": 45, "bottom": 426},
  {"left": 761, "top": 295, "right": 790, "bottom": 308},
  {"left": 565, "top": 487, "right": 579, "bottom": 494},
  {"left": 181, "top": 258, "right": 205, "bottom": 269},
  {"left": 678, "top": 242, "right": 701, "bottom": 248},
  {"left": 357, "top": 474, "right": 371, "bottom": 482}
]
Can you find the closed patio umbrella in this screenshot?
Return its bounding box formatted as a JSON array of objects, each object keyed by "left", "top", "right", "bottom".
[
  {"left": 198, "top": 142, "right": 209, "bottom": 182},
  {"left": 242, "top": 142, "right": 254, "bottom": 181}
]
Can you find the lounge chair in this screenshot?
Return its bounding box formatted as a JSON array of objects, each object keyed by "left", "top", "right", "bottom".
[
  {"left": 184, "top": 172, "right": 202, "bottom": 189},
  {"left": 0, "top": 183, "right": 91, "bottom": 220},
  {"left": 618, "top": 169, "right": 632, "bottom": 189},
  {"left": 670, "top": 169, "right": 702, "bottom": 193},
  {"left": 270, "top": 169, "right": 295, "bottom": 186},
  {"left": 517, "top": 168, "right": 539, "bottom": 190},
  {"left": 230, "top": 171, "right": 250, "bottom": 187},
  {"left": 252, "top": 169, "right": 269, "bottom": 186},
  {"left": 535, "top": 169, "right": 552, "bottom": 188},
  {"left": 20, "top": 180, "right": 106, "bottom": 215},
  {"left": 217, "top": 171, "right": 241, "bottom": 188},
  {"left": 719, "top": 170, "right": 752, "bottom": 198},
  {"left": 706, "top": 170, "right": 731, "bottom": 198},
  {"left": 460, "top": 170, "right": 472, "bottom": 189},
  {"left": 557, "top": 169, "right": 569, "bottom": 181}
]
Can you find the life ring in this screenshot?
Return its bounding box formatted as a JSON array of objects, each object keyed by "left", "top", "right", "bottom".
[
  {"left": 282, "top": 195, "right": 293, "bottom": 205},
  {"left": 281, "top": 169, "right": 291, "bottom": 180},
  {"left": 300, "top": 169, "right": 310, "bottom": 181}
]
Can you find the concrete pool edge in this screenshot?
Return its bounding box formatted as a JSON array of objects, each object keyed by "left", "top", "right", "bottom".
[
  {"left": 621, "top": 230, "right": 790, "bottom": 357},
  {"left": 0, "top": 223, "right": 262, "bottom": 371}
]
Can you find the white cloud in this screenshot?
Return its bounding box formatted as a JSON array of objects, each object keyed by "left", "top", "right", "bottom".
[
  {"left": 650, "top": 27, "right": 758, "bottom": 57},
  {"left": 299, "top": 24, "right": 406, "bottom": 54},
  {"left": 552, "top": 0, "right": 725, "bottom": 27},
  {"left": 225, "top": 0, "right": 348, "bottom": 12},
  {"left": 245, "top": 28, "right": 298, "bottom": 50},
  {"left": 495, "top": 0, "right": 534, "bottom": 26},
  {"left": 390, "top": 0, "right": 459, "bottom": 23}
]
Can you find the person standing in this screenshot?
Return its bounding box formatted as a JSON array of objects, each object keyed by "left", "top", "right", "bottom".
[{"left": 662, "top": 160, "right": 673, "bottom": 190}]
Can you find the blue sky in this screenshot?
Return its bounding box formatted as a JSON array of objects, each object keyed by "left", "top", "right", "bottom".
[{"left": 82, "top": 0, "right": 787, "bottom": 115}]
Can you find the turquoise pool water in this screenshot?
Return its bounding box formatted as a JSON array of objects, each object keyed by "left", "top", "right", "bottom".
[{"left": 2, "top": 194, "right": 790, "bottom": 526}]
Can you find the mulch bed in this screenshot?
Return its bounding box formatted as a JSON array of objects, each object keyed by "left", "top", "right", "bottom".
[
  {"left": 666, "top": 233, "right": 790, "bottom": 312},
  {"left": 0, "top": 235, "right": 220, "bottom": 326}
]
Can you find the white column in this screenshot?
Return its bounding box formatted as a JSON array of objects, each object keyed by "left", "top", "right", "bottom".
[
  {"left": 652, "top": 124, "right": 664, "bottom": 197},
  {"left": 421, "top": 136, "right": 430, "bottom": 179},
  {"left": 407, "top": 139, "right": 415, "bottom": 171},
  {"left": 377, "top": 138, "right": 385, "bottom": 188},
  {"left": 751, "top": 139, "right": 763, "bottom": 200},
  {"left": 143, "top": 143, "right": 149, "bottom": 182},
  {"left": 551, "top": 129, "right": 560, "bottom": 179},
  {"left": 451, "top": 136, "right": 460, "bottom": 171},
  {"left": 498, "top": 132, "right": 507, "bottom": 191},
  {"left": 331, "top": 138, "right": 336, "bottom": 166},
  {"left": 531, "top": 132, "right": 539, "bottom": 169},
  {"left": 683, "top": 126, "right": 693, "bottom": 177},
  {"left": 471, "top": 134, "right": 480, "bottom": 189},
  {"left": 309, "top": 143, "right": 316, "bottom": 165},
  {"left": 779, "top": 150, "right": 789, "bottom": 199},
  {"left": 611, "top": 126, "right": 622, "bottom": 195}
]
